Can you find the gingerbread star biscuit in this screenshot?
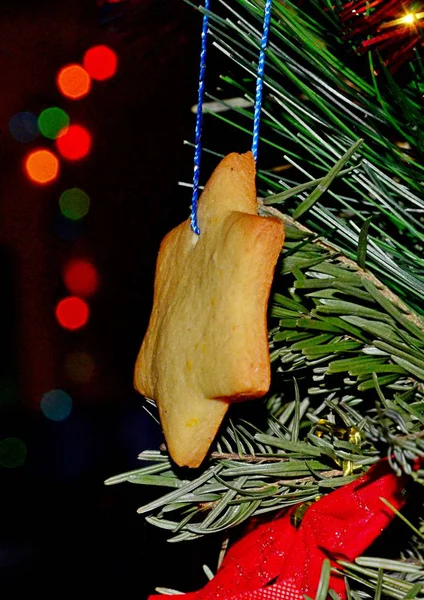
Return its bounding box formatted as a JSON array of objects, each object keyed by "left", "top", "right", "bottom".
[{"left": 134, "top": 151, "right": 285, "bottom": 467}]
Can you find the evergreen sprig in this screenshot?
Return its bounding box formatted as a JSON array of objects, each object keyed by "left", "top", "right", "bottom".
[
  {"left": 106, "top": 0, "right": 424, "bottom": 596},
  {"left": 192, "top": 0, "right": 424, "bottom": 313},
  {"left": 105, "top": 209, "right": 424, "bottom": 541}
]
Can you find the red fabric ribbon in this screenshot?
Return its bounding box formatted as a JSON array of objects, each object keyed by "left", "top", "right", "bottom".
[{"left": 149, "top": 460, "right": 410, "bottom": 600}]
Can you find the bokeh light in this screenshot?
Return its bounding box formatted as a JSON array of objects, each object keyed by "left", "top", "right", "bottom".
[
  {"left": 59, "top": 188, "right": 90, "bottom": 220},
  {"left": 63, "top": 259, "right": 99, "bottom": 297},
  {"left": 0, "top": 437, "right": 27, "bottom": 468},
  {"left": 64, "top": 351, "right": 95, "bottom": 384},
  {"left": 83, "top": 45, "right": 118, "bottom": 80},
  {"left": 24, "top": 149, "right": 60, "bottom": 184},
  {"left": 56, "top": 64, "right": 91, "bottom": 99},
  {"left": 40, "top": 389, "right": 72, "bottom": 421},
  {"left": 55, "top": 296, "right": 89, "bottom": 330},
  {"left": 9, "top": 111, "right": 38, "bottom": 143},
  {"left": 38, "top": 107, "right": 70, "bottom": 139},
  {"left": 54, "top": 214, "right": 83, "bottom": 241},
  {"left": 56, "top": 124, "right": 91, "bottom": 160}
]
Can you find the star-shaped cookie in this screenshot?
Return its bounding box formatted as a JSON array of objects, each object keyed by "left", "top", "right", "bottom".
[{"left": 134, "top": 152, "right": 285, "bottom": 467}]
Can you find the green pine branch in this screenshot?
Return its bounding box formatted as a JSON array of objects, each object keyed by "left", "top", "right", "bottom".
[
  {"left": 106, "top": 1, "right": 424, "bottom": 596},
  {"left": 105, "top": 207, "right": 424, "bottom": 542},
  {"left": 193, "top": 0, "right": 424, "bottom": 312}
]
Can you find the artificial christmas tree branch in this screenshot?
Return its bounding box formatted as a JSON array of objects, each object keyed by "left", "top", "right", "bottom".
[
  {"left": 107, "top": 0, "right": 424, "bottom": 597},
  {"left": 192, "top": 0, "right": 424, "bottom": 312},
  {"left": 260, "top": 205, "right": 424, "bottom": 333},
  {"left": 106, "top": 199, "right": 424, "bottom": 539}
]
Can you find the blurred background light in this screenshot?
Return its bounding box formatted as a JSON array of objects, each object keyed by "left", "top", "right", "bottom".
[
  {"left": 83, "top": 45, "right": 118, "bottom": 81},
  {"left": 9, "top": 111, "right": 39, "bottom": 143},
  {"left": 64, "top": 351, "right": 95, "bottom": 384},
  {"left": 55, "top": 296, "right": 90, "bottom": 330},
  {"left": 56, "top": 64, "right": 91, "bottom": 99},
  {"left": 63, "top": 259, "right": 99, "bottom": 297},
  {"left": 59, "top": 188, "right": 90, "bottom": 220},
  {"left": 55, "top": 124, "right": 91, "bottom": 160},
  {"left": 38, "top": 107, "right": 70, "bottom": 140},
  {"left": 0, "top": 437, "right": 27, "bottom": 468},
  {"left": 40, "top": 389, "right": 72, "bottom": 421},
  {"left": 24, "top": 149, "right": 60, "bottom": 184}
]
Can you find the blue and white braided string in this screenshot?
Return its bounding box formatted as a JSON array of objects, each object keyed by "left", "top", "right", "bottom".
[
  {"left": 251, "top": 0, "right": 273, "bottom": 163},
  {"left": 190, "top": 0, "right": 210, "bottom": 235},
  {"left": 190, "top": 0, "right": 272, "bottom": 233}
]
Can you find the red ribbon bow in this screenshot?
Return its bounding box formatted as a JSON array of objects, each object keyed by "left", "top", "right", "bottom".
[{"left": 149, "top": 460, "right": 410, "bottom": 600}]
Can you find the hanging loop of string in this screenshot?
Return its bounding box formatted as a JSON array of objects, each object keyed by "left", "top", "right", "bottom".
[
  {"left": 190, "top": 0, "right": 210, "bottom": 235},
  {"left": 251, "top": 0, "right": 273, "bottom": 163},
  {"left": 190, "top": 0, "right": 273, "bottom": 234}
]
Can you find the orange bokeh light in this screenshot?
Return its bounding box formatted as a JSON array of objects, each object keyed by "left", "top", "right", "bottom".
[
  {"left": 83, "top": 45, "right": 118, "bottom": 81},
  {"left": 24, "top": 149, "right": 60, "bottom": 184},
  {"left": 55, "top": 296, "right": 89, "bottom": 330},
  {"left": 63, "top": 259, "right": 99, "bottom": 297},
  {"left": 55, "top": 124, "right": 92, "bottom": 160},
  {"left": 57, "top": 64, "right": 91, "bottom": 99}
]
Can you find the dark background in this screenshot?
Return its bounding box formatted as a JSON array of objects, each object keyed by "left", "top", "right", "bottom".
[
  {"left": 2, "top": 2, "right": 423, "bottom": 597},
  {"left": 0, "top": 0, "right": 230, "bottom": 595}
]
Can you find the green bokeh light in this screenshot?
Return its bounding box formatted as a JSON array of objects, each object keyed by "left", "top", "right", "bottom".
[
  {"left": 59, "top": 188, "right": 90, "bottom": 221},
  {"left": 38, "top": 107, "right": 70, "bottom": 140},
  {"left": 0, "top": 437, "right": 27, "bottom": 468}
]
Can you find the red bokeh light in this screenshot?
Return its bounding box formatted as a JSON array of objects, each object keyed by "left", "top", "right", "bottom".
[
  {"left": 55, "top": 297, "right": 89, "bottom": 330},
  {"left": 83, "top": 45, "right": 118, "bottom": 81},
  {"left": 56, "top": 124, "right": 91, "bottom": 160},
  {"left": 63, "top": 259, "right": 99, "bottom": 297}
]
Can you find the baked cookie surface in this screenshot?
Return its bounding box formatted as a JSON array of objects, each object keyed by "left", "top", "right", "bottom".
[{"left": 134, "top": 151, "right": 285, "bottom": 467}]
